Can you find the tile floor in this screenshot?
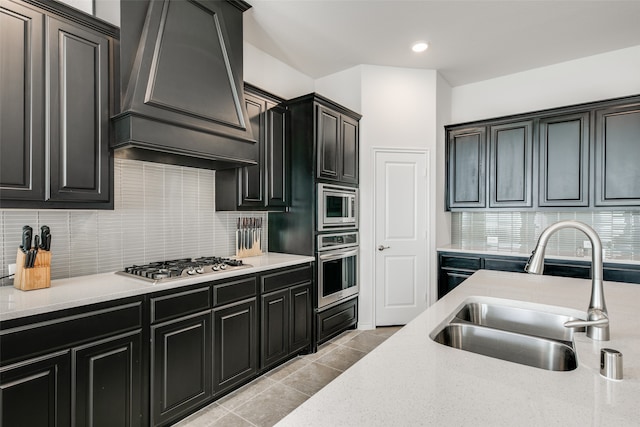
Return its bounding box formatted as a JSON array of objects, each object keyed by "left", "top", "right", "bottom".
[{"left": 174, "top": 326, "right": 402, "bottom": 427}]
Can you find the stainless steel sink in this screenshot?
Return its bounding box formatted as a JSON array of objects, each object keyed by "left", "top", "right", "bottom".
[
  {"left": 455, "top": 302, "right": 584, "bottom": 341},
  {"left": 430, "top": 300, "right": 585, "bottom": 372}
]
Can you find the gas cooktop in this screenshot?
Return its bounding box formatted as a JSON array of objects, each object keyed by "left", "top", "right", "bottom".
[{"left": 118, "top": 257, "right": 250, "bottom": 283}]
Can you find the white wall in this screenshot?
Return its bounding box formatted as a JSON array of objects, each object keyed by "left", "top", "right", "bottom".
[
  {"left": 317, "top": 65, "right": 441, "bottom": 329},
  {"left": 452, "top": 45, "right": 640, "bottom": 123},
  {"left": 243, "top": 42, "right": 314, "bottom": 99}
]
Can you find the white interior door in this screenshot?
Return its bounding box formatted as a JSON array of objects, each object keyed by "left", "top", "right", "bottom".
[{"left": 374, "top": 149, "right": 429, "bottom": 325}]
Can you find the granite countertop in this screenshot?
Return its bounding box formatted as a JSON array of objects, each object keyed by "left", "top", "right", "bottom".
[
  {"left": 0, "top": 253, "right": 315, "bottom": 322},
  {"left": 277, "top": 270, "right": 640, "bottom": 426},
  {"left": 438, "top": 244, "right": 640, "bottom": 266}
]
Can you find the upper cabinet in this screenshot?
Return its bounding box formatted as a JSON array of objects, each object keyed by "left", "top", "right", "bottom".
[
  {"left": 216, "top": 85, "right": 289, "bottom": 211},
  {"left": 113, "top": 0, "right": 257, "bottom": 170},
  {"left": 447, "top": 127, "right": 486, "bottom": 209},
  {"left": 538, "top": 112, "right": 589, "bottom": 207},
  {"left": 0, "top": 0, "right": 116, "bottom": 209},
  {"left": 488, "top": 120, "right": 533, "bottom": 208},
  {"left": 445, "top": 95, "right": 640, "bottom": 211},
  {"left": 594, "top": 102, "right": 640, "bottom": 206},
  {"left": 316, "top": 104, "right": 360, "bottom": 185}
]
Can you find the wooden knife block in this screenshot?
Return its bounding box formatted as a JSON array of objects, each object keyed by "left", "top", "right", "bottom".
[{"left": 14, "top": 249, "right": 51, "bottom": 291}]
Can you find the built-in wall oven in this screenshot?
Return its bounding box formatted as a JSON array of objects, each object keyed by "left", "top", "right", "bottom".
[
  {"left": 316, "top": 232, "right": 359, "bottom": 309},
  {"left": 317, "top": 184, "right": 358, "bottom": 231}
]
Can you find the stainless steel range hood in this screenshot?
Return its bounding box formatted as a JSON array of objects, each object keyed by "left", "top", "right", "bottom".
[{"left": 112, "top": 0, "right": 257, "bottom": 170}]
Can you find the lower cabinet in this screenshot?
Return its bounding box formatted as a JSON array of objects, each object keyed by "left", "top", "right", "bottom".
[
  {"left": 213, "top": 298, "right": 257, "bottom": 395},
  {"left": 316, "top": 296, "right": 358, "bottom": 345},
  {"left": 438, "top": 251, "right": 640, "bottom": 299},
  {"left": 151, "top": 312, "right": 212, "bottom": 426},
  {"left": 0, "top": 350, "right": 71, "bottom": 427},
  {"left": 73, "top": 331, "right": 143, "bottom": 427},
  {"left": 260, "top": 266, "right": 313, "bottom": 370},
  {"left": 0, "top": 298, "right": 144, "bottom": 427}
]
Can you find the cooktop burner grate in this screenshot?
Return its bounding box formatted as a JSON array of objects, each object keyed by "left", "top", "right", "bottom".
[{"left": 118, "top": 257, "right": 249, "bottom": 283}]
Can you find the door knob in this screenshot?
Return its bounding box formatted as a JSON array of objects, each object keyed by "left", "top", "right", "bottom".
[{"left": 378, "top": 245, "right": 390, "bottom": 251}]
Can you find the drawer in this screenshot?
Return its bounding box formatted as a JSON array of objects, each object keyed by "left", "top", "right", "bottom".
[
  {"left": 0, "top": 300, "right": 142, "bottom": 364},
  {"left": 213, "top": 276, "right": 257, "bottom": 307},
  {"left": 440, "top": 254, "right": 482, "bottom": 271},
  {"left": 484, "top": 257, "right": 528, "bottom": 273},
  {"left": 261, "top": 265, "right": 313, "bottom": 293},
  {"left": 150, "top": 286, "right": 211, "bottom": 324},
  {"left": 317, "top": 297, "right": 358, "bottom": 344}
]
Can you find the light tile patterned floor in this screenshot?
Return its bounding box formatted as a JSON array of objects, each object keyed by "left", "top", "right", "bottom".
[{"left": 173, "top": 326, "right": 402, "bottom": 427}]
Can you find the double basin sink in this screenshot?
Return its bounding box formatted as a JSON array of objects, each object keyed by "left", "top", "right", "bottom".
[{"left": 430, "top": 298, "right": 586, "bottom": 371}]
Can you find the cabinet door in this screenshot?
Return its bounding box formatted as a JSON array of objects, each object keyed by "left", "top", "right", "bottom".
[
  {"left": 48, "top": 18, "right": 110, "bottom": 202},
  {"left": 238, "top": 92, "right": 266, "bottom": 208},
  {"left": 489, "top": 120, "right": 533, "bottom": 207},
  {"left": 289, "top": 283, "right": 312, "bottom": 354},
  {"left": 340, "top": 115, "right": 359, "bottom": 184},
  {"left": 151, "top": 312, "right": 212, "bottom": 426},
  {"left": 260, "top": 289, "right": 289, "bottom": 369},
  {"left": 539, "top": 112, "right": 589, "bottom": 207},
  {"left": 447, "top": 127, "right": 487, "bottom": 208},
  {"left": 0, "top": 0, "right": 45, "bottom": 202},
  {"left": 595, "top": 103, "right": 640, "bottom": 206},
  {"left": 317, "top": 105, "right": 341, "bottom": 181},
  {"left": 72, "top": 331, "right": 142, "bottom": 427},
  {"left": 0, "top": 350, "right": 70, "bottom": 427},
  {"left": 266, "top": 101, "right": 289, "bottom": 207},
  {"left": 213, "top": 298, "right": 257, "bottom": 395}
]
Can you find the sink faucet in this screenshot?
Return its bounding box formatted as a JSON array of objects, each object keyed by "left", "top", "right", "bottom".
[{"left": 525, "top": 220, "right": 610, "bottom": 341}]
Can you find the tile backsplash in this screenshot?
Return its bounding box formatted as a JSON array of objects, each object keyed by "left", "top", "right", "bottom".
[
  {"left": 451, "top": 210, "right": 640, "bottom": 261},
  {"left": 0, "top": 159, "right": 267, "bottom": 286}
]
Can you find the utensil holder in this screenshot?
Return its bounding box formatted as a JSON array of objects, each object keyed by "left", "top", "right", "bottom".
[{"left": 14, "top": 249, "right": 51, "bottom": 291}]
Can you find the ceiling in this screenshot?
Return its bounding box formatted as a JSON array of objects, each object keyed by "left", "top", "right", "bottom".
[{"left": 243, "top": 0, "right": 640, "bottom": 87}]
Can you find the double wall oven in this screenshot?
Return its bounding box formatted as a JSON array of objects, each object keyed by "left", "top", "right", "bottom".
[{"left": 316, "top": 184, "right": 359, "bottom": 309}]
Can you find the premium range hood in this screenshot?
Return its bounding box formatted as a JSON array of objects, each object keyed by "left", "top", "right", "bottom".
[{"left": 112, "top": 0, "right": 257, "bottom": 170}]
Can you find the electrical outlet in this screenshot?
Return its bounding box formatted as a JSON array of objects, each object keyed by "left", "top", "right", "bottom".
[
  {"left": 487, "top": 236, "right": 499, "bottom": 245},
  {"left": 8, "top": 263, "right": 16, "bottom": 275},
  {"left": 583, "top": 240, "right": 592, "bottom": 249}
]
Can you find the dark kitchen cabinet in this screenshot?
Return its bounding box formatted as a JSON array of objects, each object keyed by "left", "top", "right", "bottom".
[
  {"left": 437, "top": 251, "right": 640, "bottom": 298},
  {"left": 149, "top": 286, "right": 212, "bottom": 426},
  {"left": 0, "top": 0, "right": 116, "bottom": 209},
  {"left": 260, "top": 265, "right": 313, "bottom": 370},
  {"left": 0, "top": 297, "right": 144, "bottom": 427},
  {"left": 445, "top": 94, "right": 640, "bottom": 211},
  {"left": 0, "top": 350, "right": 71, "bottom": 427},
  {"left": 446, "top": 127, "right": 487, "bottom": 209},
  {"left": 538, "top": 112, "right": 590, "bottom": 207},
  {"left": 0, "top": 0, "right": 45, "bottom": 202},
  {"left": 316, "top": 296, "right": 358, "bottom": 345},
  {"left": 594, "top": 102, "right": 640, "bottom": 206},
  {"left": 73, "top": 331, "right": 143, "bottom": 427},
  {"left": 317, "top": 104, "right": 360, "bottom": 184},
  {"left": 216, "top": 85, "right": 289, "bottom": 210},
  {"left": 151, "top": 312, "right": 212, "bottom": 426},
  {"left": 213, "top": 298, "right": 257, "bottom": 395},
  {"left": 488, "top": 120, "right": 533, "bottom": 208}
]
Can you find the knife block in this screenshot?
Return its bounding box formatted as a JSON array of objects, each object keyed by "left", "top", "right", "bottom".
[{"left": 14, "top": 249, "right": 51, "bottom": 291}]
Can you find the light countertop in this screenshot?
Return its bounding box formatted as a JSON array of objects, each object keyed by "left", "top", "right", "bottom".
[
  {"left": 277, "top": 270, "right": 640, "bottom": 426},
  {"left": 438, "top": 244, "right": 640, "bottom": 266},
  {"left": 0, "top": 253, "right": 314, "bottom": 322}
]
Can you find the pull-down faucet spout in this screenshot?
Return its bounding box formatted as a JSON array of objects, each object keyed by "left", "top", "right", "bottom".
[{"left": 525, "top": 220, "right": 610, "bottom": 341}]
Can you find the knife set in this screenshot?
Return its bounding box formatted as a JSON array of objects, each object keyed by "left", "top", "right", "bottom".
[
  {"left": 236, "top": 217, "right": 263, "bottom": 258},
  {"left": 14, "top": 225, "right": 52, "bottom": 291}
]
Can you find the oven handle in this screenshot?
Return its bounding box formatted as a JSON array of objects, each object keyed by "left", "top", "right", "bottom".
[{"left": 318, "top": 248, "right": 358, "bottom": 261}]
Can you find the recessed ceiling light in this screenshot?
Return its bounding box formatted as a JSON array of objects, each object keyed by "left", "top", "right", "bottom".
[{"left": 412, "top": 42, "right": 429, "bottom": 53}]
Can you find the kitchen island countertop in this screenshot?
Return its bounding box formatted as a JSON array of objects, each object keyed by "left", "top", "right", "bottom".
[
  {"left": 0, "top": 253, "right": 314, "bottom": 322},
  {"left": 277, "top": 270, "right": 640, "bottom": 426}
]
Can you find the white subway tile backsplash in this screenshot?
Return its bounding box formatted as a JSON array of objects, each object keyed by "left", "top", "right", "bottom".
[
  {"left": 451, "top": 210, "right": 640, "bottom": 261},
  {"left": 0, "top": 159, "right": 270, "bottom": 286}
]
